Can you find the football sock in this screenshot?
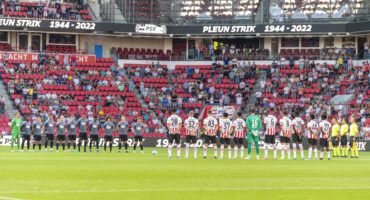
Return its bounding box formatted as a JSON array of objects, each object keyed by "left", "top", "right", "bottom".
[
  {"left": 133, "top": 144, "right": 137, "bottom": 151},
  {"left": 21, "top": 140, "right": 25, "bottom": 150},
  {"left": 124, "top": 143, "right": 128, "bottom": 150},
  {"left": 176, "top": 144, "right": 181, "bottom": 157},
  {"left": 168, "top": 145, "right": 172, "bottom": 157},
  {"left": 264, "top": 144, "right": 269, "bottom": 158},
  {"left": 220, "top": 145, "right": 224, "bottom": 158},
  {"left": 109, "top": 143, "right": 113, "bottom": 152},
  {"left": 38, "top": 144, "right": 41, "bottom": 150},
  {"left": 247, "top": 142, "right": 252, "bottom": 155},
  {"left": 118, "top": 143, "right": 122, "bottom": 150},
  {"left": 185, "top": 143, "right": 190, "bottom": 157},
  {"left": 62, "top": 143, "right": 65, "bottom": 150},
  {"left": 203, "top": 146, "right": 207, "bottom": 157},
  {"left": 308, "top": 147, "right": 312, "bottom": 159},
  {"left": 234, "top": 147, "right": 238, "bottom": 157},
  {"left": 140, "top": 144, "right": 143, "bottom": 151},
  {"left": 314, "top": 148, "right": 318, "bottom": 159},
  {"left": 240, "top": 146, "right": 244, "bottom": 158},
  {"left": 299, "top": 144, "right": 304, "bottom": 158},
  {"left": 228, "top": 146, "right": 231, "bottom": 159},
  {"left": 273, "top": 144, "right": 277, "bottom": 159},
  {"left": 213, "top": 146, "right": 218, "bottom": 157},
  {"left": 255, "top": 142, "right": 259, "bottom": 155},
  {"left": 194, "top": 146, "right": 197, "bottom": 157},
  {"left": 292, "top": 143, "right": 297, "bottom": 159}
]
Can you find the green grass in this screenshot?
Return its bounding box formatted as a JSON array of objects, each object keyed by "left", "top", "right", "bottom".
[{"left": 0, "top": 147, "right": 369, "bottom": 200}]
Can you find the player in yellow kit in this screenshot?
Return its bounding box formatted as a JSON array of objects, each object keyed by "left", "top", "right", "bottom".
[
  {"left": 348, "top": 116, "right": 359, "bottom": 158},
  {"left": 331, "top": 119, "right": 340, "bottom": 157},
  {"left": 339, "top": 118, "right": 349, "bottom": 158}
]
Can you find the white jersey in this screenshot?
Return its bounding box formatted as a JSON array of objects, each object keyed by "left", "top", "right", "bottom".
[
  {"left": 292, "top": 117, "right": 305, "bottom": 134},
  {"left": 203, "top": 116, "right": 218, "bottom": 135},
  {"left": 307, "top": 120, "right": 319, "bottom": 139},
  {"left": 264, "top": 115, "right": 277, "bottom": 136},
  {"left": 219, "top": 118, "right": 233, "bottom": 138},
  {"left": 232, "top": 118, "right": 246, "bottom": 138},
  {"left": 184, "top": 117, "right": 199, "bottom": 136},
  {"left": 279, "top": 116, "right": 292, "bottom": 137},
  {"left": 319, "top": 120, "right": 331, "bottom": 139},
  {"left": 166, "top": 114, "right": 182, "bottom": 134}
]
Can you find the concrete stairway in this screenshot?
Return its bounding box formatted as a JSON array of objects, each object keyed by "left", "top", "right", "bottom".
[
  {"left": 0, "top": 80, "right": 19, "bottom": 119},
  {"left": 100, "top": 1, "right": 126, "bottom": 23},
  {"left": 243, "top": 70, "right": 266, "bottom": 117},
  {"left": 120, "top": 69, "right": 166, "bottom": 130}
]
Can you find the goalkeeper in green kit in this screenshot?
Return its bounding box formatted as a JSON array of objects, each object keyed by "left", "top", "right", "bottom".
[
  {"left": 10, "top": 112, "right": 22, "bottom": 151},
  {"left": 245, "top": 109, "right": 262, "bottom": 160}
]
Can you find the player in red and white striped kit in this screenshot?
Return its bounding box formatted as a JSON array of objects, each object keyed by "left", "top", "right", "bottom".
[
  {"left": 219, "top": 113, "right": 233, "bottom": 159},
  {"left": 232, "top": 112, "right": 246, "bottom": 159},
  {"left": 263, "top": 109, "right": 278, "bottom": 160},
  {"left": 291, "top": 112, "right": 305, "bottom": 160},
  {"left": 202, "top": 110, "right": 218, "bottom": 159},
  {"left": 184, "top": 111, "right": 199, "bottom": 159},
  {"left": 279, "top": 111, "right": 292, "bottom": 160},
  {"left": 166, "top": 109, "right": 183, "bottom": 159},
  {"left": 319, "top": 113, "right": 331, "bottom": 160},
  {"left": 307, "top": 113, "right": 319, "bottom": 160}
]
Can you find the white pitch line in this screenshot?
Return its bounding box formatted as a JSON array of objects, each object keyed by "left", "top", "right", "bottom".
[
  {"left": 0, "top": 196, "right": 24, "bottom": 200},
  {"left": 0, "top": 186, "right": 370, "bottom": 194}
]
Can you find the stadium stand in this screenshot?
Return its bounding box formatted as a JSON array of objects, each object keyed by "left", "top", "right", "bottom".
[
  {"left": 0, "top": 52, "right": 163, "bottom": 137},
  {"left": 270, "top": 0, "right": 366, "bottom": 22},
  {"left": 123, "top": 62, "right": 256, "bottom": 136},
  {"left": 256, "top": 61, "right": 369, "bottom": 135},
  {"left": 0, "top": 0, "right": 92, "bottom": 21},
  {"left": 179, "top": 0, "right": 260, "bottom": 21}
]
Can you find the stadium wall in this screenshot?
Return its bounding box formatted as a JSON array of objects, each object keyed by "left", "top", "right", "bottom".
[{"left": 78, "top": 35, "right": 171, "bottom": 57}]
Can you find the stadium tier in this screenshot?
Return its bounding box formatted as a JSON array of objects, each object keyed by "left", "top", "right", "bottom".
[
  {"left": 0, "top": 1, "right": 369, "bottom": 200},
  {"left": 0, "top": 0, "right": 92, "bottom": 21},
  {"left": 0, "top": 0, "right": 367, "bottom": 145}
]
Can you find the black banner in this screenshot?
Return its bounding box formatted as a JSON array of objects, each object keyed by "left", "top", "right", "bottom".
[
  {"left": 1, "top": 136, "right": 370, "bottom": 151},
  {"left": 0, "top": 18, "right": 369, "bottom": 35}
]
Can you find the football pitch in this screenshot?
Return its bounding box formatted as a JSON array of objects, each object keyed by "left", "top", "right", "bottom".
[{"left": 0, "top": 147, "right": 369, "bottom": 200}]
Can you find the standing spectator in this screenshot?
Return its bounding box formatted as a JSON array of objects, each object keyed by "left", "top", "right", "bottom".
[{"left": 0, "top": 95, "right": 5, "bottom": 115}]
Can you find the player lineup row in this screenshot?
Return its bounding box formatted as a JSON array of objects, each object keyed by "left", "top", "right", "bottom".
[
  {"left": 9, "top": 109, "right": 360, "bottom": 160},
  {"left": 9, "top": 113, "right": 147, "bottom": 153},
  {"left": 165, "top": 109, "right": 360, "bottom": 160}
]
